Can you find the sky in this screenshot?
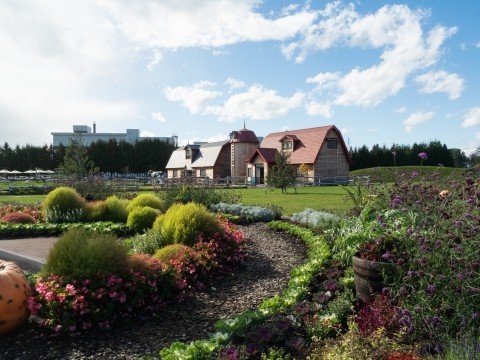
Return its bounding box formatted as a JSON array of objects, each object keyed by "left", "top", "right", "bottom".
[{"left": 1, "top": 0, "right": 479, "bottom": 155}]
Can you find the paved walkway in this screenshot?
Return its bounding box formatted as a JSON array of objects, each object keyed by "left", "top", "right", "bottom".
[{"left": 0, "top": 237, "right": 57, "bottom": 272}]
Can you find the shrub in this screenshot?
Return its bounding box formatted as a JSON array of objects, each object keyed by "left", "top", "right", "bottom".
[
  {"left": 83, "top": 201, "right": 107, "bottom": 222},
  {"left": 104, "top": 195, "right": 129, "bottom": 223},
  {"left": 129, "top": 229, "right": 166, "bottom": 255},
  {"left": 127, "top": 193, "right": 164, "bottom": 212},
  {"left": 288, "top": 208, "right": 342, "bottom": 230},
  {"left": 41, "top": 227, "right": 129, "bottom": 281},
  {"left": 210, "top": 203, "right": 281, "bottom": 222},
  {"left": 153, "top": 244, "right": 195, "bottom": 263},
  {"left": 59, "top": 177, "right": 115, "bottom": 201},
  {"left": 127, "top": 206, "right": 160, "bottom": 234},
  {"left": 128, "top": 253, "right": 162, "bottom": 273},
  {"left": 43, "top": 186, "right": 86, "bottom": 223},
  {"left": 155, "top": 202, "right": 223, "bottom": 246},
  {"left": 0, "top": 205, "right": 43, "bottom": 223},
  {"left": 0, "top": 211, "right": 36, "bottom": 224}
]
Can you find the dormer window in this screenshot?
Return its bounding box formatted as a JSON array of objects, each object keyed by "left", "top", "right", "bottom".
[
  {"left": 186, "top": 148, "right": 192, "bottom": 159},
  {"left": 282, "top": 140, "right": 293, "bottom": 151}
]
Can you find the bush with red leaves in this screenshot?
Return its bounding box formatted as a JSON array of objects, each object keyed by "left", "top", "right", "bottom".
[{"left": 0, "top": 211, "right": 36, "bottom": 224}]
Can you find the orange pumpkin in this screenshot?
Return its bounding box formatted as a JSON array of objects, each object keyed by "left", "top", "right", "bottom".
[{"left": 0, "top": 260, "right": 31, "bottom": 334}]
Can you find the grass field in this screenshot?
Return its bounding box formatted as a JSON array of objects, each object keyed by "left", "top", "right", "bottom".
[
  {"left": 235, "top": 186, "right": 352, "bottom": 215},
  {"left": 0, "top": 166, "right": 474, "bottom": 215}
]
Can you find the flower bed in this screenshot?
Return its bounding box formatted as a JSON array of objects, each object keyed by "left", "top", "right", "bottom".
[{"left": 28, "top": 217, "right": 247, "bottom": 333}]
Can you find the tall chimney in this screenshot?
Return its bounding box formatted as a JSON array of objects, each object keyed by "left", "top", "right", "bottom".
[{"left": 93, "top": 122, "right": 96, "bottom": 133}]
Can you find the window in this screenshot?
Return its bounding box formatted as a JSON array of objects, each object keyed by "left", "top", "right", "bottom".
[
  {"left": 282, "top": 140, "right": 293, "bottom": 150},
  {"left": 173, "top": 170, "right": 178, "bottom": 177},
  {"left": 327, "top": 140, "right": 337, "bottom": 149},
  {"left": 185, "top": 148, "right": 192, "bottom": 159},
  {"left": 247, "top": 167, "right": 253, "bottom": 177},
  {"left": 200, "top": 168, "right": 206, "bottom": 177}
]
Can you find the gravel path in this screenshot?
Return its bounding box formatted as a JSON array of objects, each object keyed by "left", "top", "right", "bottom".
[{"left": 0, "top": 223, "right": 307, "bottom": 360}]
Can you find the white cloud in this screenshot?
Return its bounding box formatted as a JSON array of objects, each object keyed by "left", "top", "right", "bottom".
[
  {"left": 0, "top": 1, "right": 138, "bottom": 145},
  {"left": 462, "top": 107, "right": 480, "bottom": 128},
  {"left": 179, "top": 133, "right": 229, "bottom": 146},
  {"left": 298, "top": 3, "right": 457, "bottom": 109},
  {"left": 403, "top": 111, "right": 435, "bottom": 133},
  {"left": 152, "top": 111, "right": 166, "bottom": 122},
  {"left": 225, "top": 77, "right": 246, "bottom": 91},
  {"left": 415, "top": 71, "right": 464, "bottom": 99},
  {"left": 306, "top": 72, "right": 340, "bottom": 89},
  {"left": 395, "top": 106, "right": 407, "bottom": 113},
  {"left": 305, "top": 101, "right": 333, "bottom": 118},
  {"left": 205, "top": 85, "right": 304, "bottom": 121},
  {"left": 105, "top": 0, "right": 316, "bottom": 49},
  {"left": 164, "top": 81, "right": 222, "bottom": 114},
  {"left": 147, "top": 49, "right": 163, "bottom": 71},
  {"left": 282, "top": 2, "right": 359, "bottom": 63}
]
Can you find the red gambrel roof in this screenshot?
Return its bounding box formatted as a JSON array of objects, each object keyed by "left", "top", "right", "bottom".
[
  {"left": 246, "top": 148, "right": 278, "bottom": 164},
  {"left": 259, "top": 125, "right": 352, "bottom": 165}
]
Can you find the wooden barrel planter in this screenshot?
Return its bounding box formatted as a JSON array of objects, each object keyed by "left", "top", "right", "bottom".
[{"left": 352, "top": 255, "right": 396, "bottom": 303}]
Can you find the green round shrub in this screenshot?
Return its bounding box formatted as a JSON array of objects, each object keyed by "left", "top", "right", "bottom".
[
  {"left": 127, "top": 193, "right": 164, "bottom": 212},
  {"left": 42, "top": 227, "right": 129, "bottom": 281},
  {"left": 153, "top": 243, "right": 195, "bottom": 263},
  {"left": 156, "top": 202, "right": 223, "bottom": 246},
  {"left": 127, "top": 206, "right": 160, "bottom": 234},
  {"left": 43, "top": 186, "right": 86, "bottom": 223},
  {"left": 83, "top": 200, "right": 107, "bottom": 222},
  {"left": 104, "top": 195, "right": 129, "bottom": 223}
]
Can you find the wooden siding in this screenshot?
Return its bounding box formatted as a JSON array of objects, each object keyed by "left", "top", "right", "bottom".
[
  {"left": 313, "top": 130, "right": 350, "bottom": 178},
  {"left": 231, "top": 142, "right": 259, "bottom": 177}
]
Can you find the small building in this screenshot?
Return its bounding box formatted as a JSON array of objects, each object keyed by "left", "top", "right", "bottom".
[
  {"left": 51, "top": 124, "right": 178, "bottom": 147},
  {"left": 165, "top": 140, "right": 231, "bottom": 179},
  {"left": 165, "top": 127, "right": 261, "bottom": 180},
  {"left": 164, "top": 124, "right": 351, "bottom": 185},
  {"left": 246, "top": 125, "right": 352, "bottom": 184}
]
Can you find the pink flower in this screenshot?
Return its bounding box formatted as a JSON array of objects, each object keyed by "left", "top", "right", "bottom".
[{"left": 66, "top": 284, "right": 77, "bottom": 295}]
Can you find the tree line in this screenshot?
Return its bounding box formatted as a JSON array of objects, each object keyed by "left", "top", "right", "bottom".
[
  {"left": 0, "top": 138, "right": 176, "bottom": 174},
  {"left": 349, "top": 140, "right": 476, "bottom": 171},
  {"left": 0, "top": 138, "right": 477, "bottom": 174}
]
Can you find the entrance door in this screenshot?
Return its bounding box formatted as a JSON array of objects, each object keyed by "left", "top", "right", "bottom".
[{"left": 255, "top": 165, "right": 264, "bottom": 184}]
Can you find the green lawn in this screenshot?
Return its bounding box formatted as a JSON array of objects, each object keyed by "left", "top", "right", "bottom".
[
  {"left": 0, "top": 194, "right": 45, "bottom": 206},
  {"left": 235, "top": 186, "right": 353, "bottom": 215},
  {"left": 0, "top": 166, "right": 471, "bottom": 215}
]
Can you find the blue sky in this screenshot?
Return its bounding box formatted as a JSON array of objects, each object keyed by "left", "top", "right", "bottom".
[{"left": 1, "top": 1, "right": 479, "bottom": 155}]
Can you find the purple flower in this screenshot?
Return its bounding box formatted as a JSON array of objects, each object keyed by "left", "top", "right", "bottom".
[
  {"left": 418, "top": 152, "right": 428, "bottom": 160},
  {"left": 454, "top": 220, "right": 464, "bottom": 227},
  {"left": 426, "top": 283, "right": 436, "bottom": 294}
]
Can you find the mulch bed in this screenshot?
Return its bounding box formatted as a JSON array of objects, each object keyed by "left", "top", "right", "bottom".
[{"left": 0, "top": 222, "right": 308, "bottom": 360}]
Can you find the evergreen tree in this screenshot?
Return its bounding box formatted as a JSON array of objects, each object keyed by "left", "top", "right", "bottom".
[
  {"left": 266, "top": 152, "right": 296, "bottom": 193},
  {"left": 60, "top": 136, "right": 99, "bottom": 179}
]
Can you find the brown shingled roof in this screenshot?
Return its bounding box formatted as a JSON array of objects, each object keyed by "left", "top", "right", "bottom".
[
  {"left": 259, "top": 125, "right": 352, "bottom": 165},
  {"left": 247, "top": 148, "right": 278, "bottom": 164}
]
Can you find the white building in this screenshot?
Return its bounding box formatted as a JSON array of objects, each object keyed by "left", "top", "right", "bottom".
[{"left": 51, "top": 124, "right": 178, "bottom": 147}]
